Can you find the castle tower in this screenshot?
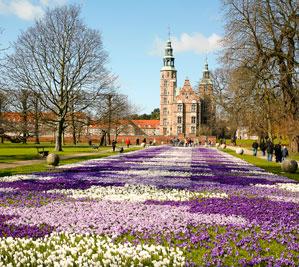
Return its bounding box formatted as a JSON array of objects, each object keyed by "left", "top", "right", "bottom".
[
  {"left": 198, "top": 59, "right": 215, "bottom": 131},
  {"left": 198, "top": 59, "right": 213, "bottom": 97},
  {"left": 160, "top": 38, "right": 177, "bottom": 136}
]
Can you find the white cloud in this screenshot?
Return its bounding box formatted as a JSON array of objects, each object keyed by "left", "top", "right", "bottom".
[
  {"left": 150, "top": 32, "right": 222, "bottom": 56},
  {"left": 10, "top": 0, "right": 44, "bottom": 20},
  {"left": 0, "top": 0, "right": 67, "bottom": 21}
]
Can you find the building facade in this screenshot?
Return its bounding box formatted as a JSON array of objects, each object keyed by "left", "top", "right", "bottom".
[{"left": 159, "top": 39, "right": 215, "bottom": 137}]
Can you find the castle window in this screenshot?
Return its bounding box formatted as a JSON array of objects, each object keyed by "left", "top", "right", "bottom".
[
  {"left": 177, "top": 126, "right": 182, "bottom": 134},
  {"left": 191, "top": 116, "right": 196, "bottom": 124},
  {"left": 177, "top": 103, "right": 183, "bottom": 113},
  {"left": 164, "top": 88, "right": 167, "bottom": 95},
  {"left": 191, "top": 103, "right": 196, "bottom": 112},
  {"left": 164, "top": 97, "right": 167, "bottom": 104},
  {"left": 191, "top": 126, "right": 196, "bottom": 134},
  {"left": 177, "top": 116, "right": 182, "bottom": 124},
  {"left": 163, "top": 128, "right": 167, "bottom": 135},
  {"left": 163, "top": 119, "right": 167, "bottom": 126},
  {"left": 163, "top": 108, "right": 167, "bottom": 115}
]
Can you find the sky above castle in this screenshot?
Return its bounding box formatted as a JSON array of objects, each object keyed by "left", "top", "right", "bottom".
[{"left": 0, "top": 0, "right": 223, "bottom": 114}]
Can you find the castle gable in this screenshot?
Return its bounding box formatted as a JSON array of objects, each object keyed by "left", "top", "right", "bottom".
[{"left": 176, "top": 79, "right": 199, "bottom": 102}]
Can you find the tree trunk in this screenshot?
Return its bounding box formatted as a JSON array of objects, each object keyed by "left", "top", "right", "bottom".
[
  {"left": 55, "top": 120, "right": 64, "bottom": 151},
  {"left": 265, "top": 97, "right": 272, "bottom": 141},
  {"left": 289, "top": 135, "right": 299, "bottom": 153},
  {"left": 99, "top": 131, "right": 106, "bottom": 146},
  {"left": 107, "top": 132, "right": 111, "bottom": 145},
  {"left": 34, "top": 96, "right": 40, "bottom": 144},
  {"left": 34, "top": 116, "right": 40, "bottom": 144},
  {"left": 22, "top": 113, "right": 28, "bottom": 144},
  {"left": 71, "top": 112, "right": 77, "bottom": 145},
  {"left": 72, "top": 128, "right": 77, "bottom": 145}
]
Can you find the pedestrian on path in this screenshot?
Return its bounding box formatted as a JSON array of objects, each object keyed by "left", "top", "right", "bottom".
[
  {"left": 112, "top": 139, "right": 117, "bottom": 152},
  {"left": 266, "top": 140, "right": 274, "bottom": 161},
  {"left": 252, "top": 141, "right": 258, "bottom": 156},
  {"left": 259, "top": 141, "right": 266, "bottom": 156},
  {"left": 125, "top": 138, "right": 130, "bottom": 148},
  {"left": 274, "top": 143, "right": 282, "bottom": 162},
  {"left": 282, "top": 146, "right": 289, "bottom": 161}
]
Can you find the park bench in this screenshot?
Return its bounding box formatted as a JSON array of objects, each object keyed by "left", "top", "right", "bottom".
[
  {"left": 91, "top": 145, "right": 100, "bottom": 150},
  {"left": 36, "top": 146, "right": 49, "bottom": 158}
]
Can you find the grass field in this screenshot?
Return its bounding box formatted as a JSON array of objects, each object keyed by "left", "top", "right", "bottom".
[
  {"left": 0, "top": 142, "right": 141, "bottom": 177},
  {"left": 0, "top": 142, "right": 120, "bottom": 163},
  {"left": 224, "top": 149, "right": 299, "bottom": 182}
]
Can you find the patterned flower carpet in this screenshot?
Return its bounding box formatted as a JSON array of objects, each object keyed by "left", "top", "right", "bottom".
[{"left": 0, "top": 146, "right": 298, "bottom": 266}]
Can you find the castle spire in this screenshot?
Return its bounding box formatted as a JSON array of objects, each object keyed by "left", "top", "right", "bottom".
[
  {"left": 204, "top": 55, "right": 208, "bottom": 70},
  {"left": 202, "top": 57, "right": 211, "bottom": 81},
  {"left": 161, "top": 36, "right": 176, "bottom": 71}
]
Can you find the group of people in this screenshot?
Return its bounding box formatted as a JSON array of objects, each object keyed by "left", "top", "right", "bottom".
[
  {"left": 252, "top": 140, "right": 289, "bottom": 162},
  {"left": 171, "top": 138, "right": 214, "bottom": 147},
  {"left": 171, "top": 137, "right": 194, "bottom": 147},
  {"left": 111, "top": 137, "right": 149, "bottom": 152}
]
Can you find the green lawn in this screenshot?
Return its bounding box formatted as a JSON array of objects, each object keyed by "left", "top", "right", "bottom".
[
  {"left": 289, "top": 153, "right": 299, "bottom": 161},
  {"left": 224, "top": 149, "right": 299, "bottom": 182},
  {"left": 0, "top": 142, "right": 115, "bottom": 163},
  {"left": 0, "top": 142, "right": 141, "bottom": 177}
]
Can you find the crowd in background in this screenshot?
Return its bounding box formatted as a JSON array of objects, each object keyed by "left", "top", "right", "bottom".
[{"left": 252, "top": 140, "right": 288, "bottom": 162}]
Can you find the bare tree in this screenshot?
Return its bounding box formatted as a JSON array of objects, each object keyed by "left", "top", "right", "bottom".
[
  {"left": 13, "top": 89, "right": 32, "bottom": 143},
  {"left": 30, "top": 92, "right": 43, "bottom": 144},
  {"left": 4, "top": 5, "right": 114, "bottom": 151},
  {"left": 96, "top": 92, "right": 135, "bottom": 146},
  {"left": 0, "top": 89, "right": 9, "bottom": 143},
  {"left": 221, "top": 0, "right": 299, "bottom": 150}
]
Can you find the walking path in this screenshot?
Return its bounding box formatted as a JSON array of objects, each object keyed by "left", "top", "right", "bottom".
[
  {"left": 227, "top": 145, "right": 268, "bottom": 160},
  {"left": 0, "top": 150, "right": 113, "bottom": 169},
  {"left": 227, "top": 145, "right": 299, "bottom": 165}
]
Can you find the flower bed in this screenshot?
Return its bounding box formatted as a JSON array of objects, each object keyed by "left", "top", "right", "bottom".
[{"left": 0, "top": 146, "right": 298, "bottom": 266}]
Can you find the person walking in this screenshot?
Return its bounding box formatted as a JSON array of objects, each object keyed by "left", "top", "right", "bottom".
[
  {"left": 282, "top": 146, "right": 289, "bottom": 161},
  {"left": 125, "top": 138, "right": 130, "bottom": 148},
  {"left": 274, "top": 143, "right": 282, "bottom": 162},
  {"left": 259, "top": 141, "right": 266, "bottom": 156},
  {"left": 112, "top": 139, "right": 117, "bottom": 152},
  {"left": 266, "top": 140, "right": 274, "bottom": 161},
  {"left": 252, "top": 141, "right": 259, "bottom": 156}
]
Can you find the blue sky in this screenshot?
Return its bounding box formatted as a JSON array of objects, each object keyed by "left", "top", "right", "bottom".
[{"left": 0, "top": 0, "right": 224, "bottom": 114}]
